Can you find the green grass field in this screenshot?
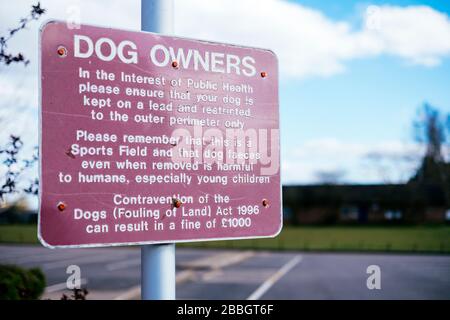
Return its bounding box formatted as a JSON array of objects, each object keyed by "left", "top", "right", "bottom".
[
  {"left": 1, "top": 224, "right": 449, "bottom": 253},
  {"left": 180, "top": 225, "right": 450, "bottom": 253},
  {"left": 0, "top": 225, "right": 40, "bottom": 245}
]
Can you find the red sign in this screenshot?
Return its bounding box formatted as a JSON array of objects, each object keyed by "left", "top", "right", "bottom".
[{"left": 39, "top": 21, "right": 281, "bottom": 248}]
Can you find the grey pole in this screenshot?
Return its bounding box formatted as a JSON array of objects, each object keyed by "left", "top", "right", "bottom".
[
  {"left": 140, "top": 0, "right": 175, "bottom": 300},
  {"left": 141, "top": 243, "right": 176, "bottom": 299}
]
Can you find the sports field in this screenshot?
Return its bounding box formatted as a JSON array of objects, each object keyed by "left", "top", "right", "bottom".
[{"left": 1, "top": 224, "right": 449, "bottom": 253}]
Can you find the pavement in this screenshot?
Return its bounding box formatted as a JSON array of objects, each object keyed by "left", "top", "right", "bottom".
[{"left": 0, "top": 245, "right": 449, "bottom": 299}]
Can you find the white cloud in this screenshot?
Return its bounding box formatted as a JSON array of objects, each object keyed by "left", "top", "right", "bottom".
[
  {"left": 176, "top": 0, "right": 354, "bottom": 77},
  {"left": 1, "top": 0, "right": 450, "bottom": 81},
  {"left": 282, "top": 138, "right": 424, "bottom": 184},
  {"left": 361, "top": 5, "right": 450, "bottom": 66},
  {"left": 175, "top": 0, "right": 450, "bottom": 77}
]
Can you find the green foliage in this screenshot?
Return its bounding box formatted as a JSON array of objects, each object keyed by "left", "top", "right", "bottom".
[{"left": 0, "top": 264, "right": 46, "bottom": 300}]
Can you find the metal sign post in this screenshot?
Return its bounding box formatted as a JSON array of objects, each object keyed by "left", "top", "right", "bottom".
[
  {"left": 140, "top": 0, "right": 175, "bottom": 300},
  {"left": 141, "top": 243, "right": 175, "bottom": 300}
]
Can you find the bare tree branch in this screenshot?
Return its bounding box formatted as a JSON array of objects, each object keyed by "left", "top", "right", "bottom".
[{"left": 0, "top": 2, "right": 46, "bottom": 66}]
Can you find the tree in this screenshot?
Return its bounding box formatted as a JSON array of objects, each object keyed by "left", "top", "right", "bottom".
[
  {"left": 0, "top": 3, "right": 45, "bottom": 204},
  {"left": 0, "top": 2, "right": 45, "bottom": 66},
  {"left": 315, "top": 169, "right": 347, "bottom": 185},
  {"left": 410, "top": 103, "right": 450, "bottom": 209},
  {"left": 0, "top": 135, "right": 38, "bottom": 201},
  {"left": 413, "top": 103, "right": 449, "bottom": 164}
]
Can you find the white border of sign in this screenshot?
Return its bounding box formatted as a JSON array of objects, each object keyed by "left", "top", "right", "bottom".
[{"left": 37, "top": 20, "right": 283, "bottom": 249}]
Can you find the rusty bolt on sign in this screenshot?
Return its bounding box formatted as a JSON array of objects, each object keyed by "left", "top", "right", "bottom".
[
  {"left": 173, "top": 198, "right": 182, "bottom": 208},
  {"left": 57, "top": 202, "right": 67, "bottom": 212},
  {"left": 262, "top": 199, "right": 269, "bottom": 207},
  {"left": 65, "top": 147, "right": 75, "bottom": 159},
  {"left": 171, "top": 60, "right": 179, "bottom": 69},
  {"left": 260, "top": 71, "right": 268, "bottom": 78},
  {"left": 57, "top": 45, "right": 67, "bottom": 57}
]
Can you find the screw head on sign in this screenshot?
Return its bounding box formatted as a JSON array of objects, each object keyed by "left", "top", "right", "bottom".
[
  {"left": 172, "top": 60, "right": 179, "bottom": 69},
  {"left": 57, "top": 202, "right": 66, "bottom": 212},
  {"left": 65, "top": 148, "right": 75, "bottom": 159},
  {"left": 57, "top": 46, "right": 67, "bottom": 58},
  {"left": 262, "top": 199, "right": 269, "bottom": 207},
  {"left": 261, "top": 71, "right": 267, "bottom": 78},
  {"left": 173, "top": 198, "right": 182, "bottom": 208}
]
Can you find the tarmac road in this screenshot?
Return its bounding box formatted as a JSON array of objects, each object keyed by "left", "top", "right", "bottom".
[{"left": 0, "top": 245, "right": 449, "bottom": 300}]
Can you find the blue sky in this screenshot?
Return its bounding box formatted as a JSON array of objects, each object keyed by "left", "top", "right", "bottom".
[
  {"left": 279, "top": 0, "right": 450, "bottom": 183},
  {"left": 281, "top": 51, "right": 450, "bottom": 143},
  {"left": 0, "top": 0, "right": 449, "bottom": 189},
  {"left": 289, "top": 0, "right": 450, "bottom": 20}
]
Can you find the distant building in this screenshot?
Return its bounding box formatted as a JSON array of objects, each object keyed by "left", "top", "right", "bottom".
[
  {"left": 0, "top": 207, "right": 37, "bottom": 224},
  {"left": 283, "top": 183, "right": 448, "bottom": 225}
]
